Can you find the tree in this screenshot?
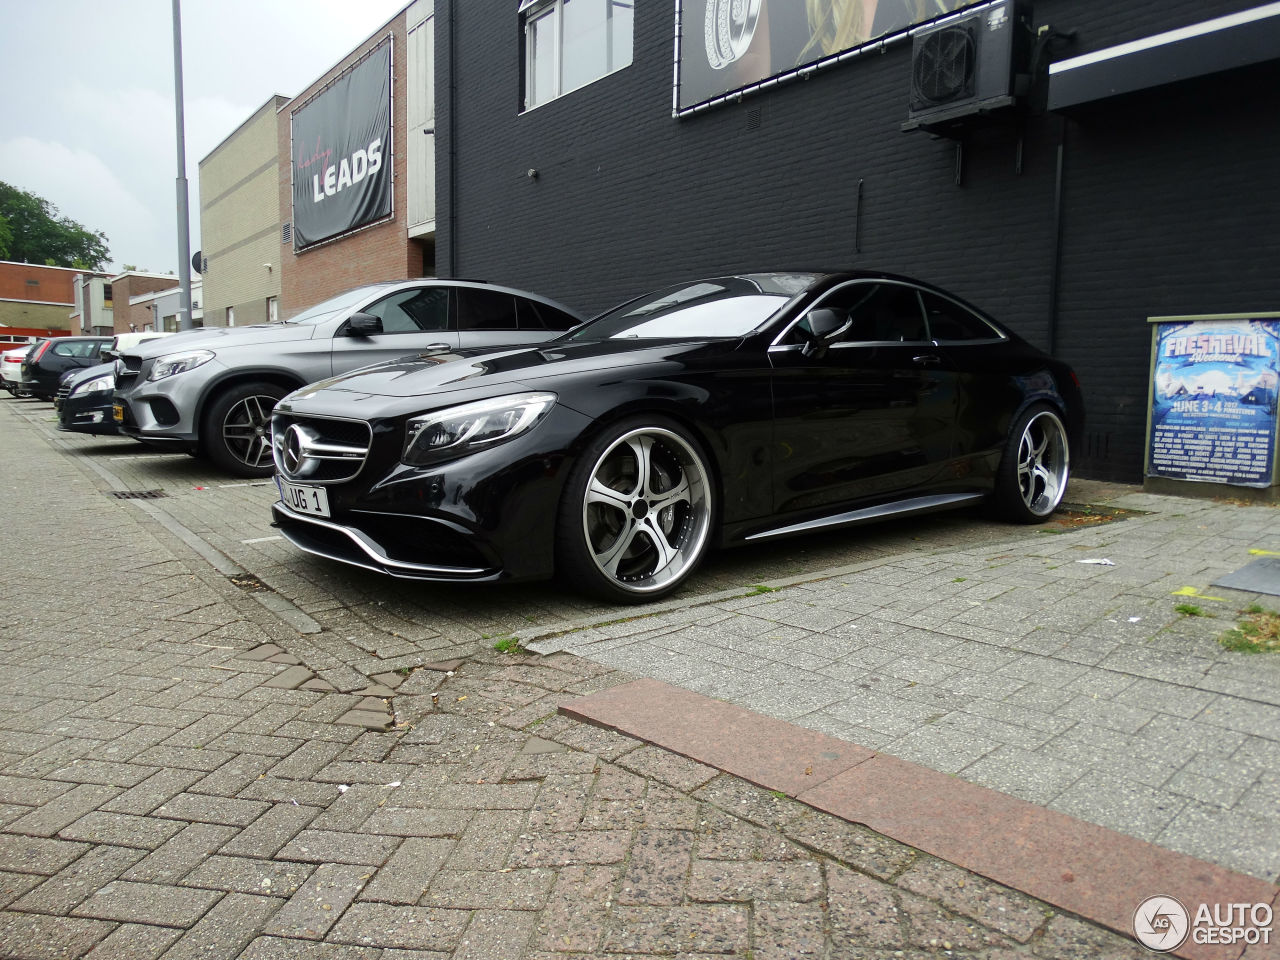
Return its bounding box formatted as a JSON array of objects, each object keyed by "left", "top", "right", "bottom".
[
  {"left": 0, "top": 181, "right": 110, "bottom": 270},
  {"left": 0, "top": 213, "right": 11, "bottom": 260}
]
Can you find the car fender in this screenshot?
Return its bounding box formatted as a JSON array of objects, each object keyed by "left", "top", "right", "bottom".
[{"left": 192, "top": 366, "right": 310, "bottom": 431}]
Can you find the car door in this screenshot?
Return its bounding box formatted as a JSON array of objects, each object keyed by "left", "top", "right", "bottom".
[
  {"left": 328, "top": 285, "right": 459, "bottom": 375},
  {"left": 920, "top": 289, "right": 1019, "bottom": 473},
  {"left": 768, "top": 280, "right": 958, "bottom": 516}
]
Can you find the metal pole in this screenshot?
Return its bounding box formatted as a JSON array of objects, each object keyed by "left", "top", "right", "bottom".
[{"left": 171, "top": 0, "right": 194, "bottom": 330}]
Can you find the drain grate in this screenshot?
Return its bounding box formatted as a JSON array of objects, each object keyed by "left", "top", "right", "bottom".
[{"left": 109, "top": 489, "right": 169, "bottom": 500}]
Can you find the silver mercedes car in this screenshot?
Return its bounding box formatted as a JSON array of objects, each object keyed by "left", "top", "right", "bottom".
[{"left": 111, "top": 279, "right": 582, "bottom": 476}]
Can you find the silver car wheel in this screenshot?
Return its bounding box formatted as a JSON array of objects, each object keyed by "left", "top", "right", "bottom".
[
  {"left": 221, "top": 394, "right": 277, "bottom": 470},
  {"left": 581, "top": 427, "right": 712, "bottom": 595},
  {"left": 1017, "top": 409, "right": 1069, "bottom": 517}
]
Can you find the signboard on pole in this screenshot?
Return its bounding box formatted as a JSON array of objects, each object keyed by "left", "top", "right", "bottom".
[
  {"left": 1147, "top": 314, "right": 1280, "bottom": 488},
  {"left": 291, "top": 39, "right": 393, "bottom": 250}
]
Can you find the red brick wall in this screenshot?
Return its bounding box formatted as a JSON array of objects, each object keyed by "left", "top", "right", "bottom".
[
  {"left": 278, "top": 10, "right": 418, "bottom": 319},
  {"left": 112, "top": 276, "right": 179, "bottom": 334},
  {"left": 0, "top": 263, "right": 76, "bottom": 305}
]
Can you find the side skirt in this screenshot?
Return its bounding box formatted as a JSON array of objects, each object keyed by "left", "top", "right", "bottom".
[{"left": 742, "top": 492, "right": 985, "bottom": 543}]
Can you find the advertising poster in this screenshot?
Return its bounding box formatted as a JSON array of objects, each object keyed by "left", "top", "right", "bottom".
[
  {"left": 678, "top": 0, "right": 977, "bottom": 110},
  {"left": 1148, "top": 318, "right": 1280, "bottom": 487},
  {"left": 291, "top": 40, "right": 392, "bottom": 250}
]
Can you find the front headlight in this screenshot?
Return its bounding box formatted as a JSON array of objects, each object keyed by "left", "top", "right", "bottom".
[
  {"left": 147, "top": 350, "right": 215, "bottom": 381},
  {"left": 402, "top": 392, "right": 556, "bottom": 467},
  {"left": 70, "top": 374, "right": 114, "bottom": 396}
]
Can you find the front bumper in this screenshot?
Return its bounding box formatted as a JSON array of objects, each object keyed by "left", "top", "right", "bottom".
[
  {"left": 57, "top": 389, "right": 120, "bottom": 435},
  {"left": 269, "top": 401, "right": 592, "bottom": 584},
  {"left": 113, "top": 360, "right": 215, "bottom": 447},
  {"left": 271, "top": 500, "right": 505, "bottom": 581}
]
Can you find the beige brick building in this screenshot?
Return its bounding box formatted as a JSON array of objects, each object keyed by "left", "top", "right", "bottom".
[{"left": 200, "top": 95, "right": 289, "bottom": 327}]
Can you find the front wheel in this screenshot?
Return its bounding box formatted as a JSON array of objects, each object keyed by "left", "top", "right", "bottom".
[
  {"left": 556, "top": 418, "right": 715, "bottom": 603},
  {"left": 991, "top": 403, "right": 1070, "bottom": 522},
  {"left": 201, "top": 381, "right": 287, "bottom": 477}
]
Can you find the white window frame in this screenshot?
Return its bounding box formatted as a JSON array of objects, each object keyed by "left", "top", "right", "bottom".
[{"left": 520, "top": 0, "right": 633, "bottom": 111}]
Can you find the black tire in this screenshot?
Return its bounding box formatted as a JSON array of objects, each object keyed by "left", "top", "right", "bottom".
[
  {"left": 556, "top": 416, "right": 715, "bottom": 603},
  {"left": 201, "top": 381, "right": 287, "bottom": 477},
  {"left": 990, "top": 402, "right": 1070, "bottom": 523}
]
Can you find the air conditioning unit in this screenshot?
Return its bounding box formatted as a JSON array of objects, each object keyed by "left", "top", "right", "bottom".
[{"left": 903, "top": 1, "right": 1028, "bottom": 133}]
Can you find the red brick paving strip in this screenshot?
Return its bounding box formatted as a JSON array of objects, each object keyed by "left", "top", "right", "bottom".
[{"left": 562, "top": 677, "right": 1280, "bottom": 960}]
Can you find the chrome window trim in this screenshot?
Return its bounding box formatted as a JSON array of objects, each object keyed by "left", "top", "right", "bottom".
[{"left": 770, "top": 279, "right": 934, "bottom": 350}]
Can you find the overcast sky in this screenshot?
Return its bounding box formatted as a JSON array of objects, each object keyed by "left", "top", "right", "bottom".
[{"left": 0, "top": 0, "right": 409, "bottom": 275}]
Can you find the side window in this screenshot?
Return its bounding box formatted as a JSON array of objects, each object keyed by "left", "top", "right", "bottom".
[
  {"left": 54, "top": 341, "right": 97, "bottom": 358},
  {"left": 457, "top": 289, "right": 518, "bottom": 331},
  {"left": 517, "top": 298, "right": 579, "bottom": 331},
  {"left": 920, "top": 291, "right": 1003, "bottom": 342},
  {"left": 363, "top": 288, "right": 451, "bottom": 334},
  {"left": 788, "top": 283, "right": 927, "bottom": 346}
]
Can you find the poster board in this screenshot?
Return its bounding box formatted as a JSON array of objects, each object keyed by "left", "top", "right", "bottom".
[{"left": 1146, "top": 313, "right": 1280, "bottom": 488}]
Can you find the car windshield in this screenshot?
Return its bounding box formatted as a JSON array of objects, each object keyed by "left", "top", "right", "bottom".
[
  {"left": 564, "top": 274, "right": 821, "bottom": 341},
  {"left": 284, "top": 284, "right": 392, "bottom": 325}
]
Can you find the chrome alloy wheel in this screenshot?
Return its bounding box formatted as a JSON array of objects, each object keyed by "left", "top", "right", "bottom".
[
  {"left": 1016, "top": 409, "right": 1069, "bottom": 517},
  {"left": 581, "top": 427, "right": 712, "bottom": 595},
  {"left": 222, "top": 394, "right": 277, "bottom": 470}
]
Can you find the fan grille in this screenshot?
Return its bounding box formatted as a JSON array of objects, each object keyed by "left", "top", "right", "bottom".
[{"left": 912, "top": 26, "right": 977, "bottom": 107}]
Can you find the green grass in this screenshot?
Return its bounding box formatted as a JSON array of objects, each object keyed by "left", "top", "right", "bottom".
[
  {"left": 1174, "top": 603, "right": 1205, "bottom": 617},
  {"left": 492, "top": 636, "right": 525, "bottom": 654},
  {"left": 1219, "top": 607, "right": 1280, "bottom": 654},
  {"left": 748, "top": 584, "right": 779, "bottom": 594}
]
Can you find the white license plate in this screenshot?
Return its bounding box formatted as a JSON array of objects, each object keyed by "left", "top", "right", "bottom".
[{"left": 277, "top": 478, "right": 330, "bottom": 518}]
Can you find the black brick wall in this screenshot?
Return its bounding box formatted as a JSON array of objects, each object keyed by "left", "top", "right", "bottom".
[{"left": 438, "top": 0, "right": 1280, "bottom": 482}]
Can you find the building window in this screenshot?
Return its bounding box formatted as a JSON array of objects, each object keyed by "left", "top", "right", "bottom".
[
  {"left": 227, "top": 307, "right": 236, "bottom": 328},
  {"left": 267, "top": 297, "right": 278, "bottom": 324},
  {"left": 521, "top": 0, "right": 633, "bottom": 110}
]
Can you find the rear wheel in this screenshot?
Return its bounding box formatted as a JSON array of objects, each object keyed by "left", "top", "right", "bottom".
[
  {"left": 201, "top": 382, "right": 287, "bottom": 477},
  {"left": 991, "top": 403, "right": 1070, "bottom": 522},
  {"left": 556, "top": 417, "right": 715, "bottom": 603}
]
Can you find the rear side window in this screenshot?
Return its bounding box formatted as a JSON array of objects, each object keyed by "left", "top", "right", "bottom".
[
  {"left": 921, "top": 291, "right": 1004, "bottom": 342},
  {"left": 458, "top": 288, "right": 518, "bottom": 331},
  {"left": 52, "top": 340, "right": 100, "bottom": 358},
  {"left": 517, "top": 298, "right": 578, "bottom": 331}
]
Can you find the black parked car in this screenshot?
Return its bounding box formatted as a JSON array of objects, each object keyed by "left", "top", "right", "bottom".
[
  {"left": 22, "top": 336, "right": 112, "bottom": 401},
  {"left": 270, "top": 271, "right": 1083, "bottom": 602}
]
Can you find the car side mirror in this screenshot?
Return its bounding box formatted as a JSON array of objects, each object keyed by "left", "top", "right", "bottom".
[
  {"left": 101, "top": 349, "right": 119, "bottom": 361},
  {"left": 346, "top": 312, "right": 383, "bottom": 337},
  {"left": 800, "top": 308, "right": 851, "bottom": 358}
]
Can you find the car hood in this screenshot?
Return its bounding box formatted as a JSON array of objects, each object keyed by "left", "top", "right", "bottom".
[
  {"left": 126, "top": 324, "right": 314, "bottom": 359},
  {"left": 289, "top": 338, "right": 725, "bottom": 403},
  {"left": 64, "top": 361, "right": 115, "bottom": 387}
]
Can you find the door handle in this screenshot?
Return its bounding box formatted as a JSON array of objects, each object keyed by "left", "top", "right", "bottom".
[
  {"left": 423, "top": 342, "right": 451, "bottom": 352},
  {"left": 912, "top": 354, "right": 942, "bottom": 366}
]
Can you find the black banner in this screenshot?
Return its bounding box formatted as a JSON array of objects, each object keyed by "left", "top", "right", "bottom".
[
  {"left": 679, "top": 0, "right": 977, "bottom": 110},
  {"left": 291, "top": 40, "right": 392, "bottom": 249}
]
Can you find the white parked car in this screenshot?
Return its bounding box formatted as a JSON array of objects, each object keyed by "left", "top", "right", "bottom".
[{"left": 1, "top": 343, "right": 39, "bottom": 397}]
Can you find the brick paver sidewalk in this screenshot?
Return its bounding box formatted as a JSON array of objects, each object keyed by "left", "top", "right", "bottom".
[{"left": 0, "top": 397, "right": 1256, "bottom": 959}]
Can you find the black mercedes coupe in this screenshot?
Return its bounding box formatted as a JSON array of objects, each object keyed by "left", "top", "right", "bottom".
[{"left": 269, "top": 271, "right": 1082, "bottom": 602}]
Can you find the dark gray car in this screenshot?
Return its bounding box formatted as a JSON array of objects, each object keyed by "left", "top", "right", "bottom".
[{"left": 112, "top": 279, "right": 582, "bottom": 476}]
